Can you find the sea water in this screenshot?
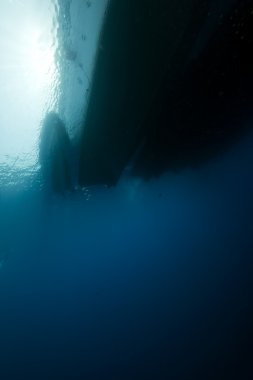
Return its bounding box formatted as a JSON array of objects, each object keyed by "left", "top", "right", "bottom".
[{"left": 0, "top": 1, "right": 253, "bottom": 379}]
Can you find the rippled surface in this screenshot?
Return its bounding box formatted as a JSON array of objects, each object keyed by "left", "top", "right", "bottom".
[
  {"left": 0, "top": 0, "right": 108, "bottom": 190},
  {"left": 0, "top": 0, "right": 59, "bottom": 181},
  {"left": 58, "top": 0, "right": 109, "bottom": 140}
]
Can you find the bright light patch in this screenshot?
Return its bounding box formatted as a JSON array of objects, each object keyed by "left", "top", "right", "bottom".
[
  {"left": 0, "top": 0, "right": 59, "bottom": 174},
  {"left": 27, "top": 29, "right": 55, "bottom": 87},
  {"left": 0, "top": 0, "right": 110, "bottom": 189}
]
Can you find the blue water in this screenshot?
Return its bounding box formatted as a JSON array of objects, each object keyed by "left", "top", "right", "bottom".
[{"left": 0, "top": 129, "right": 253, "bottom": 379}]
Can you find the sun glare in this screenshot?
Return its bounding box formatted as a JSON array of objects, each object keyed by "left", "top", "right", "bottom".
[
  {"left": 0, "top": 1, "right": 59, "bottom": 174},
  {"left": 26, "top": 28, "right": 56, "bottom": 88}
]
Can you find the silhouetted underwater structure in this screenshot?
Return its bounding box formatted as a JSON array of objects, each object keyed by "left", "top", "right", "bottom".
[
  {"left": 42, "top": 0, "right": 253, "bottom": 193},
  {"left": 39, "top": 112, "right": 73, "bottom": 193}
]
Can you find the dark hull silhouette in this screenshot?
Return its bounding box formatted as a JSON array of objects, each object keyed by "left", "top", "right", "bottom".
[
  {"left": 77, "top": 0, "right": 253, "bottom": 186},
  {"left": 39, "top": 112, "right": 72, "bottom": 193}
]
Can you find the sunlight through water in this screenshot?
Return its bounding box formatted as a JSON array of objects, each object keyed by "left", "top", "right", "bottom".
[
  {"left": 0, "top": 0, "right": 60, "bottom": 185},
  {"left": 0, "top": 0, "right": 109, "bottom": 190}
]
